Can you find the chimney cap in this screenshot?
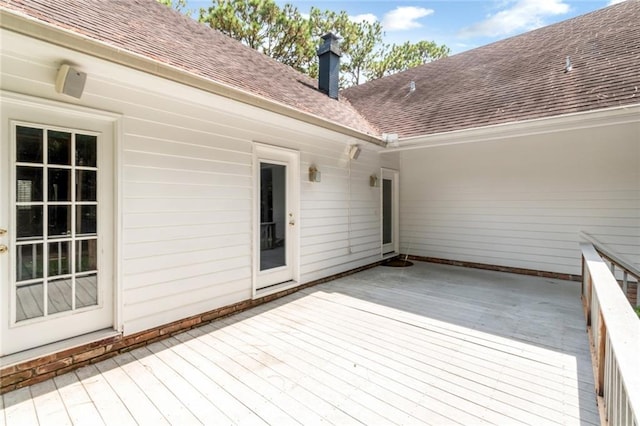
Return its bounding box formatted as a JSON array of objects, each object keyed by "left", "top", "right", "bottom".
[{"left": 318, "top": 32, "right": 342, "bottom": 57}]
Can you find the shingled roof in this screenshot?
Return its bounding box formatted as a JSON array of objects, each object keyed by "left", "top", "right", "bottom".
[
  {"left": 342, "top": 0, "right": 640, "bottom": 139},
  {"left": 1, "top": 0, "right": 638, "bottom": 141},
  {"left": 0, "top": 0, "right": 379, "bottom": 137}
]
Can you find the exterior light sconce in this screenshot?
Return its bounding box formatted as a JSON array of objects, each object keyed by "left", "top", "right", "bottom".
[
  {"left": 348, "top": 144, "right": 361, "bottom": 160},
  {"left": 309, "top": 165, "right": 321, "bottom": 182},
  {"left": 370, "top": 174, "right": 379, "bottom": 187}
]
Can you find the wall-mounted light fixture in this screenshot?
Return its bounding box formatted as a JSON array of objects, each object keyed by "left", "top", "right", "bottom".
[
  {"left": 55, "top": 64, "right": 87, "bottom": 99},
  {"left": 369, "top": 174, "right": 379, "bottom": 187},
  {"left": 348, "top": 144, "right": 361, "bottom": 160},
  {"left": 309, "top": 165, "right": 321, "bottom": 182}
]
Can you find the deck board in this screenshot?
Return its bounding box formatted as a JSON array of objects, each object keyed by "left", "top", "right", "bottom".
[
  {"left": 30, "top": 379, "right": 72, "bottom": 426},
  {"left": 2, "top": 262, "right": 600, "bottom": 425}
]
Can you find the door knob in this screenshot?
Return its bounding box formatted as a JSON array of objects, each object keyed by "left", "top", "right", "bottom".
[
  {"left": 0, "top": 245, "right": 7, "bottom": 254},
  {"left": 0, "top": 228, "right": 6, "bottom": 236}
]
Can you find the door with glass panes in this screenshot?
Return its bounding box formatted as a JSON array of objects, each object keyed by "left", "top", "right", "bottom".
[{"left": 0, "top": 109, "right": 114, "bottom": 356}]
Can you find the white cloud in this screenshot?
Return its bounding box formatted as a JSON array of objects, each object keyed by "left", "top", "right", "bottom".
[
  {"left": 349, "top": 13, "right": 378, "bottom": 25},
  {"left": 382, "top": 6, "right": 434, "bottom": 31},
  {"left": 608, "top": 0, "right": 627, "bottom": 5},
  {"left": 458, "top": 0, "right": 570, "bottom": 38}
]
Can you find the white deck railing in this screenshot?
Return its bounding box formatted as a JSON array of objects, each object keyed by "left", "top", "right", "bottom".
[
  {"left": 581, "top": 242, "right": 640, "bottom": 426},
  {"left": 581, "top": 231, "right": 640, "bottom": 308}
]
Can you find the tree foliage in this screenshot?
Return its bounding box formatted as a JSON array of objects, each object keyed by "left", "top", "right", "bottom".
[
  {"left": 157, "top": 0, "right": 190, "bottom": 14},
  {"left": 159, "top": 0, "right": 449, "bottom": 87},
  {"left": 368, "top": 41, "right": 450, "bottom": 80}
]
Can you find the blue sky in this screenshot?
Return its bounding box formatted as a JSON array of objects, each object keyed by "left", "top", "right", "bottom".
[{"left": 186, "top": 0, "right": 626, "bottom": 54}]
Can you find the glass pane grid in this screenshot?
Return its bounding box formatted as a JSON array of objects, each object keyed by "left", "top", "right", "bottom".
[{"left": 14, "top": 126, "right": 99, "bottom": 323}]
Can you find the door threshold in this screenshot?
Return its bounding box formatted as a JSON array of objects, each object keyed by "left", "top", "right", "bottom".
[
  {"left": 254, "top": 280, "right": 299, "bottom": 299},
  {"left": 1, "top": 328, "right": 120, "bottom": 368}
]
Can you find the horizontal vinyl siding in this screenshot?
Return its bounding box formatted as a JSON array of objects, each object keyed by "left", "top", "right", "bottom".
[
  {"left": 1, "top": 31, "right": 386, "bottom": 335},
  {"left": 299, "top": 148, "right": 382, "bottom": 282},
  {"left": 398, "top": 123, "right": 640, "bottom": 276}
]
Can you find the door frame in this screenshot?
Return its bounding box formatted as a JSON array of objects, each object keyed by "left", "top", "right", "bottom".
[
  {"left": 252, "top": 142, "right": 300, "bottom": 298},
  {"left": 381, "top": 168, "right": 399, "bottom": 257},
  {"left": 0, "top": 91, "right": 122, "bottom": 356}
]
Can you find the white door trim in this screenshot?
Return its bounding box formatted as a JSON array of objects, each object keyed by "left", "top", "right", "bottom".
[
  {"left": 0, "top": 91, "right": 122, "bottom": 355},
  {"left": 252, "top": 142, "right": 300, "bottom": 298},
  {"left": 381, "top": 168, "right": 399, "bottom": 257}
]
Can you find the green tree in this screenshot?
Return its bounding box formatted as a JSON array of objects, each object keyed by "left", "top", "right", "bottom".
[
  {"left": 307, "top": 8, "right": 383, "bottom": 86},
  {"left": 367, "top": 41, "right": 450, "bottom": 80},
  {"left": 157, "top": 0, "right": 190, "bottom": 13},
  {"left": 199, "top": 0, "right": 314, "bottom": 73},
  {"left": 160, "top": 0, "right": 450, "bottom": 87}
]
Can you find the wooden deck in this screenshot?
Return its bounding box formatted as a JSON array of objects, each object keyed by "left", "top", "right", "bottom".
[{"left": 1, "top": 262, "right": 600, "bottom": 425}]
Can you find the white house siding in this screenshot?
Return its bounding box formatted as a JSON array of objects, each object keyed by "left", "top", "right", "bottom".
[
  {"left": 0, "top": 30, "right": 385, "bottom": 336},
  {"left": 396, "top": 122, "right": 640, "bottom": 276}
]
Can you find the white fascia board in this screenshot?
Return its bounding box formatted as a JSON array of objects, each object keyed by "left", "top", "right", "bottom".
[
  {"left": 384, "top": 103, "right": 640, "bottom": 152},
  {"left": 0, "top": 8, "right": 384, "bottom": 147}
]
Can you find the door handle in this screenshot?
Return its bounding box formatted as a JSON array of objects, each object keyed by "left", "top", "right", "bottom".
[
  {"left": 0, "top": 245, "right": 7, "bottom": 254},
  {"left": 0, "top": 228, "right": 6, "bottom": 236}
]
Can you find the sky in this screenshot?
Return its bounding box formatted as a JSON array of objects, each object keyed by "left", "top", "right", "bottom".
[{"left": 185, "top": 0, "right": 627, "bottom": 55}]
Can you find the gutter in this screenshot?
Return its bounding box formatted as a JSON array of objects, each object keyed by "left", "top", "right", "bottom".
[
  {"left": 0, "top": 8, "right": 385, "bottom": 147},
  {"left": 382, "top": 103, "right": 640, "bottom": 152}
]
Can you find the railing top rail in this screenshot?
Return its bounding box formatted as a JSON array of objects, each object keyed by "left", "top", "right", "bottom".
[
  {"left": 581, "top": 242, "right": 640, "bottom": 419},
  {"left": 579, "top": 231, "right": 640, "bottom": 279}
]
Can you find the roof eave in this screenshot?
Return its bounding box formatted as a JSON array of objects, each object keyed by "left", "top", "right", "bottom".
[
  {"left": 0, "top": 8, "right": 385, "bottom": 147},
  {"left": 381, "top": 103, "right": 640, "bottom": 153}
]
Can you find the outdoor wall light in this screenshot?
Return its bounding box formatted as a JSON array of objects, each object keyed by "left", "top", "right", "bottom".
[
  {"left": 370, "top": 174, "right": 379, "bottom": 187},
  {"left": 309, "top": 165, "right": 321, "bottom": 182},
  {"left": 348, "top": 144, "right": 361, "bottom": 160}
]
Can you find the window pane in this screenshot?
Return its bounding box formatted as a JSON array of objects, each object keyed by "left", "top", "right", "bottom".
[
  {"left": 76, "top": 274, "right": 98, "bottom": 308},
  {"left": 382, "top": 179, "right": 392, "bottom": 245},
  {"left": 260, "top": 163, "right": 286, "bottom": 271},
  {"left": 48, "top": 278, "right": 73, "bottom": 315},
  {"left": 48, "top": 205, "right": 71, "bottom": 238},
  {"left": 16, "top": 206, "right": 43, "bottom": 240},
  {"left": 48, "top": 131, "right": 71, "bottom": 165},
  {"left": 48, "top": 241, "right": 71, "bottom": 277},
  {"left": 16, "top": 283, "right": 44, "bottom": 321},
  {"left": 16, "top": 126, "right": 43, "bottom": 163},
  {"left": 76, "top": 170, "right": 97, "bottom": 201},
  {"left": 76, "top": 134, "right": 97, "bottom": 167},
  {"left": 16, "top": 243, "right": 43, "bottom": 281},
  {"left": 16, "top": 166, "right": 43, "bottom": 202},
  {"left": 76, "top": 205, "right": 97, "bottom": 236},
  {"left": 48, "top": 168, "right": 71, "bottom": 202},
  {"left": 77, "top": 239, "right": 97, "bottom": 272}
]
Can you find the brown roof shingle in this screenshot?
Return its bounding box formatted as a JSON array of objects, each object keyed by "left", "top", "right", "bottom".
[
  {"left": 0, "top": 0, "right": 379, "bottom": 136},
  {"left": 2, "top": 0, "right": 638, "bottom": 140},
  {"left": 342, "top": 0, "right": 640, "bottom": 138}
]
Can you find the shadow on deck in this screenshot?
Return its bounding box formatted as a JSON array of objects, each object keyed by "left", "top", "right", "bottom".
[{"left": 2, "top": 262, "right": 599, "bottom": 425}]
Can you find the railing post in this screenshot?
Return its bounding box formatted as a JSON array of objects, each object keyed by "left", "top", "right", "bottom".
[
  {"left": 596, "top": 309, "right": 607, "bottom": 397},
  {"left": 586, "top": 271, "right": 592, "bottom": 327}
]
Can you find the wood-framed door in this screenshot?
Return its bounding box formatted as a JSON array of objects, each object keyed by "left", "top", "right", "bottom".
[
  {"left": 253, "top": 144, "right": 299, "bottom": 294},
  {"left": 381, "top": 168, "right": 399, "bottom": 256},
  {"left": 0, "top": 93, "right": 116, "bottom": 356}
]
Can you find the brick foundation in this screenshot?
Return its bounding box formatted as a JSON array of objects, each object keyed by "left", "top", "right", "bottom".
[
  {"left": 404, "top": 255, "right": 583, "bottom": 282},
  {"left": 1, "top": 260, "right": 383, "bottom": 394}
]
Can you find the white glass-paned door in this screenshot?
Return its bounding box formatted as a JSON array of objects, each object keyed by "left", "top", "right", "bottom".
[
  {"left": 382, "top": 169, "right": 399, "bottom": 255},
  {"left": 255, "top": 145, "right": 299, "bottom": 291},
  {"left": 1, "top": 115, "right": 114, "bottom": 356}
]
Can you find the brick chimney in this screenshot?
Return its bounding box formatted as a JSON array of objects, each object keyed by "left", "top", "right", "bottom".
[{"left": 317, "top": 33, "right": 341, "bottom": 100}]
